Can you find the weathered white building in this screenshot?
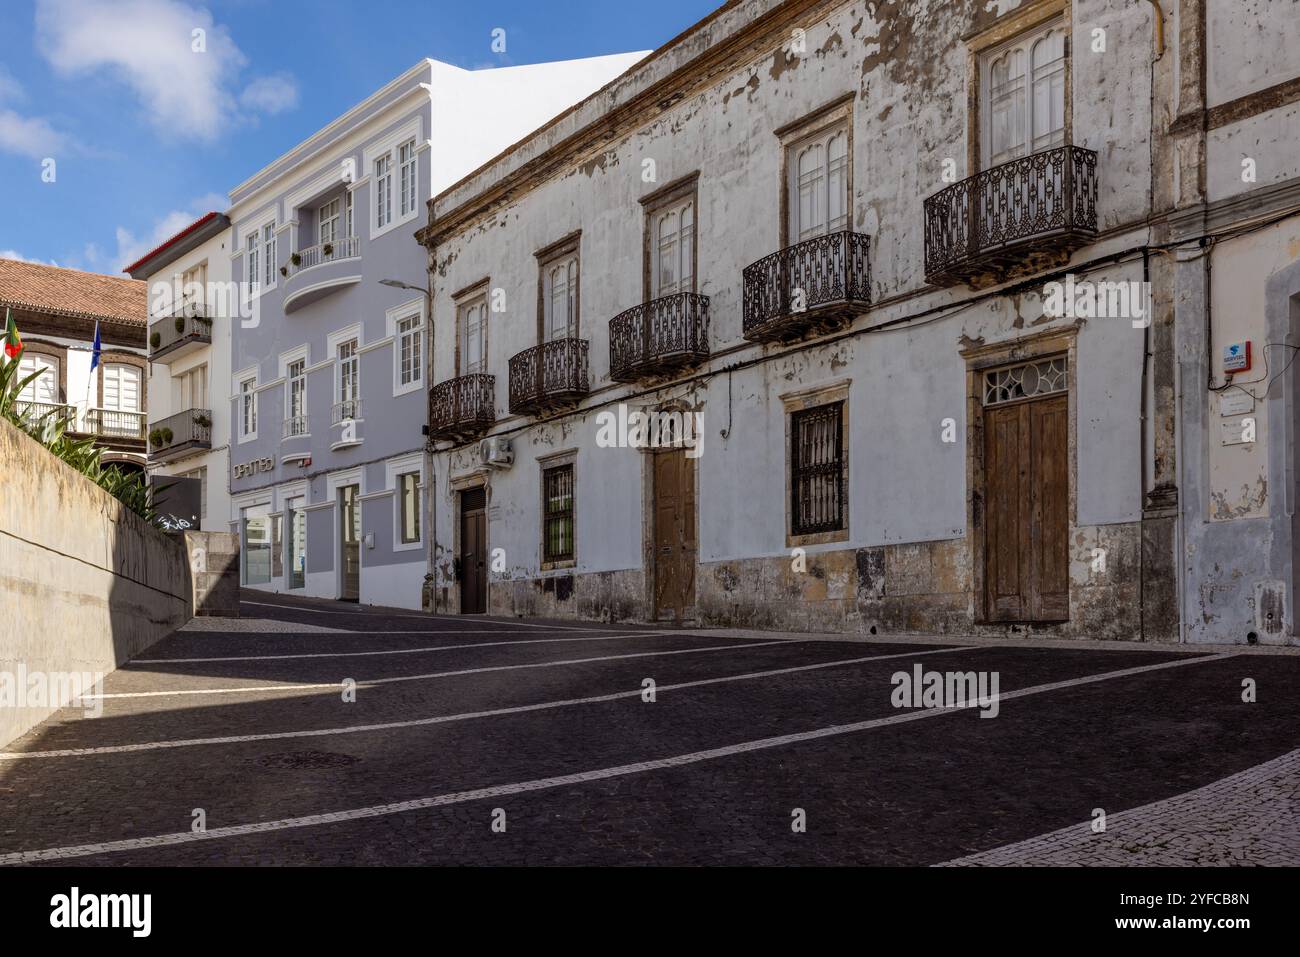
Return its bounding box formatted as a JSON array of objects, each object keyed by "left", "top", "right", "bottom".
[
  {"left": 417, "top": 0, "right": 1300, "bottom": 645},
  {"left": 127, "top": 212, "right": 233, "bottom": 532}
]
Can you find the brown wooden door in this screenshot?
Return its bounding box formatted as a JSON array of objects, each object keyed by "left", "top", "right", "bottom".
[
  {"left": 339, "top": 484, "right": 361, "bottom": 601},
  {"left": 653, "top": 448, "right": 696, "bottom": 621},
  {"left": 460, "top": 487, "right": 487, "bottom": 614},
  {"left": 984, "top": 393, "right": 1068, "bottom": 622}
]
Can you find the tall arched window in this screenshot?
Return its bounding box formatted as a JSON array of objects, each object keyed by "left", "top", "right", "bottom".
[{"left": 982, "top": 21, "right": 1066, "bottom": 167}]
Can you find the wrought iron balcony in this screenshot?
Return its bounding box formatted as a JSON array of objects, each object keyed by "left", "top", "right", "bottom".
[
  {"left": 923, "top": 145, "right": 1098, "bottom": 287},
  {"left": 149, "top": 301, "right": 213, "bottom": 363},
  {"left": 742, "top": 230, "right": 871, "bottom": 343},
  {"left": 428, "top": 373, "right": 495, "bottom": 442},
  {"left": 508, "top": 337, "right": 590, "bottom": 416},
  {"left": 609, "top": 293, "right": 710, "bottom": 383},
  {"left": 147, "top": 408, "right": 209, "bottom": 461}
]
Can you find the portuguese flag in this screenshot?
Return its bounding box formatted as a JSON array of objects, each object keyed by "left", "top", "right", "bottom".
[{"left": 3, "top": 308, "right": 20, "bottom": 359}]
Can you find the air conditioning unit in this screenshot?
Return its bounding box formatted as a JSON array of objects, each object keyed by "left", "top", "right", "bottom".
[{"left": 480, "top": 436, "right": 514, "bottom": 469}]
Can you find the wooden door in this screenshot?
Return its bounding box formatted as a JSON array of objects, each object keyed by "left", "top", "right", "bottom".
[
  {"left": 460, "top": 487, "right": 487, "bottom": 614},
  {"left": 339, "top": 484, "right": 360, "bottom": 601},
  {"left": 984, "top": 392, "right": 1068, "bottom": 622},
  {"left": 653, "top": 448, "right": 696, "bottom": 621}
]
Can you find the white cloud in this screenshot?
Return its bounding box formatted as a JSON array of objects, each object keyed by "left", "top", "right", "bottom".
[
  {"left": 35, "top": 0, "right": 297, "bottom": 141},
  {"left": 0, "top": 109, "right": 68, "bottom": 158},
  {"left": 0, "top": 65, "right": 24, "bottom": 102},
  {"left": 0, "top": 250, "right": 59, "bottom": 265},
  {"left": 114, "top": 192, "right": 227, "bottom": 270},
  {"left": 240, "top": 73, "right": 298, "bottom": 115}
]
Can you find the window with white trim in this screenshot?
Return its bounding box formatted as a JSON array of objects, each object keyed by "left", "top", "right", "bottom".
[
  {"left": 173, "top": 365, "right": 207, "bottom": 411},
  {"left": 245, "top": 221, "right": 277, "bottom": 293},
  {"left": 16, "top": 353, "right": 59, "bottom": 404},
  {"left": 651, "top": 196, "right": 695, "bottom": 298},
  {"left": 102, "top": 363, "right": 141, "bottom": 413},
  {"left": 458, "top": 296, "right": 487, "bottom": 374},
  {"left": 318, "top": 198, "right": 340, "bottom": 246},
  {"left": 398, "top": 471, "right": 420, "bottom": 544},
  {"left": 541, "top": 251, "right": 578, "bottom": 341},
  {"left": 396, "top": 313, "right": 423, "bottom": 387},
  {"left": 343, "top": 191, "right": 354, "bottom": 238},
  {"left": 374, "top": 154, "right": 392, "bottom": 229},
  {"left": 981, "top": 19, "right": 1066, "bottom": 168},
  {"left": 261, "top": 223, "right": 277, "bottom": 287},
  {"left": 286, "top": 359, "right": 307, "bottom": 434},
  {"left": 239, "top": 376, "right": 258, "bottom": 437},
  {"left": 787, "top": 123, "right": 849, "bottom": 243},
  {"left": 398, "top": 139, "right": 418, "bottom": 217},
  {"left": 338, "top": 337, "right": 359, "bottom": 417}
]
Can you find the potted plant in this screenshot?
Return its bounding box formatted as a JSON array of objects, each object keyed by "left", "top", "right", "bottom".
[
  {"left": 160, "top": 426, "right": 173, "bottom": 445},
  {"left": 148, "top": 428, "right": 163, "bottom": 449},
  {"left": 193, "top": 412, "right": 212, "bottom": 429},
  {"left": 279, "top": 265, "right": 288, "bottom": 277},
  {"left": 149, "top": 331, "right": 160, "bottom": 349},
  {"left": 174, "top": 316, "right": 185, "bottom": 334},
  {"left": 322, "top": 242, "right": 334, "bottom": 258},
  {"left": 290, "top": 251, "right": 302, "bottom": 267}
]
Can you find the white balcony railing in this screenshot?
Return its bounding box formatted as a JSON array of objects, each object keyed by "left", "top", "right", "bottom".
[
  {"left": 332, "top": 398, "right": 362, "bottom": 425},
  {"left": 286, "top": 236, "right": 360, "bottom": 277},
  {"left": 282, "top": 414, "right": 310, "bottom": 438}
]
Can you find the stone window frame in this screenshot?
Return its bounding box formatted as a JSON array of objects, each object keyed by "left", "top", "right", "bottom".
[
  {"left": 781, "top": 379, "right": 851, "bottom": 548},
  {"left": 773, "top": 92, "right": 856, "bottom": 250},
  {"left": 11, "top": 339, "right": 68, "bottom": 404},
  {"left": 534, "top": 231, "right": 582, "bottom": 343},
  {"left": 95, "top": 351, "right": 148, "bottom": 412},
  {"left": 960, "top": 322, "right": 1079, "bottom": 624},
  {"left": 963, "top": 0, "right": 1073, "bottom": 175},
  {"left": 537, "top": 447, "right": 578, "bottom": 571},
  {"left": 451, "top": 276, "right": 491, "bottom": 377},
  {"left": 639, "top": 171, "right": 700, "bottom": 301}
]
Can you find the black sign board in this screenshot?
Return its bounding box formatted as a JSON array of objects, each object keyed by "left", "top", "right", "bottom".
[{"left": 150, "top": 475, "right": 202, "bottom": 533}]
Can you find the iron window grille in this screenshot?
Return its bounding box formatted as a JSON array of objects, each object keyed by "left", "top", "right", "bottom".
[
  {"left": 542, "top": 464, "right": 575, "bottom": 563},
  {"left": 983, "top": 356, "right": 1068, "bottom": 406},
  {"left": 791, "top": 402, "right": 845, "bottom": 536}
]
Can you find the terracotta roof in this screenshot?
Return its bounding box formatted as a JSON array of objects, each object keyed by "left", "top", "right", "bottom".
[
  {"left": 123, "top": 211, "right": 225, "bottom": 276},
  {"left": 0, "top": 258, "right": 147, "bottom": 327}
]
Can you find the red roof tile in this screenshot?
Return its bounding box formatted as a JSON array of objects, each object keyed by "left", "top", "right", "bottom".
[{"left": 0, "top": 258, "right": 147, "bottom": 327}]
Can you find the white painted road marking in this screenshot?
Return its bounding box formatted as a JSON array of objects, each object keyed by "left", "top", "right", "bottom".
[
  {"left": 1, "top": 645, "right": 980, "bottom": 761},
  {"left": 0, "top": 652, "right": 1230, "bottom": 863},
  {"left": 135, "top": 631, "right": 666, "bottom": 664},
  {"left": 85, "top": 640, "right": 793, "bottom": 700}
]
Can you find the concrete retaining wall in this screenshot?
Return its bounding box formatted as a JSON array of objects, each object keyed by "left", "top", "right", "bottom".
[{"left": 0, "top": 417, "right": 192, "bottom": 748}]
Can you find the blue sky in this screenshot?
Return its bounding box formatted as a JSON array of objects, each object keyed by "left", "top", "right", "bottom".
[{"left": 0, "top": 0, "right": 718, "bottom": 274}]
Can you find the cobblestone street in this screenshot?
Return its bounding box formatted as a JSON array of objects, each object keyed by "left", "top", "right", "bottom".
[{"left": 1, "top": 592, "right": 1297, "bottom": 866}]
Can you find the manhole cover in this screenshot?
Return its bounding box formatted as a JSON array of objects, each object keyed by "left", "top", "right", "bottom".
[{"left": 256, "top": 749, "right": 360, "bottom": 770}]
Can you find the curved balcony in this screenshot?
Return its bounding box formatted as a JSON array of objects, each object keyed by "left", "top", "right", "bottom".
[
  {"left": 428, "top": 373, "right": 495, "bottom": 443},
  {"left": 923, "top": 145, "right": 1098, "bottom": 287},
  {"left": 149, "top": 301, "right": 213, "bottom": 363},
  {"left": 281, "top": 413, "right": 311, "bottom": 464},
  {"left": 282, "top": 237, "right": 362, "bottom": 313},
  {"left": 609, "top": 292, "right": 710, "bottom": 383},
  {"left": 508, "top": 338, "right": 589, "bottom": 417},
  {"left": 742, "top": 230, "right": 871, "bottom": 343},
  {"left": 147, "top": 408, "right": 210, "bottom": 463}
]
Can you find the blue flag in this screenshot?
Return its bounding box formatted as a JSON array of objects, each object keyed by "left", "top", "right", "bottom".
[{"left": 90, "top": 321, "right": 102, "bottom": 372}]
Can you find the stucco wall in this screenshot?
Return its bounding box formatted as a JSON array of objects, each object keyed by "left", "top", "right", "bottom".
[{"left": 0, "top": 417, "right": 192, "bottom": 748}]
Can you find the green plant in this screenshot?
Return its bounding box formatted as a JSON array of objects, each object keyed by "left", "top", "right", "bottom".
[
  {"left": 149, "top": 331, "right": 161, "bottom": 349},
  {"left": 160, "top": 426, "right": 173, "bottom": 444},
  {"left": 193, "top": 413, "right": 212, "bottom": 428},
  {"left": 290, "top": 251, "right": 302, "bottom": 266},
  {"left": 279, "top": 265, "right": 288, "bottom": 277},
  {"left": 322, "top": 242, "right": 334, "bottom": 257},
  {"left": 174, "top": 316, "right": 184, "bottom": 334}
]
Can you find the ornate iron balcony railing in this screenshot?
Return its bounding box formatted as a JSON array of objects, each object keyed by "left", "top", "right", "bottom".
[
  {"left": 609, "top": 292, "right": 710, "bottom": 383},
  {"left": 742, "top": 230, "right": 871, "bottom": 343},
  {"left": 508, "top": 337, "right": 590, "bottom": 416},
  {"left": 923, "top": 145, "right": 1098, "bottom": 287},
  {"left": 428, "top": 373, "right": 496, "bottom": 442}
]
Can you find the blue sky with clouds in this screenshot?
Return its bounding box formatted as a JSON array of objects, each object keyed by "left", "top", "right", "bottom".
[{"left": 0, "top": 0, "right": 717, "bottom": 274}]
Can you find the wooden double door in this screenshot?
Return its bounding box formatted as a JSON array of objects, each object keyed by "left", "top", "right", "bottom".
[
  {"left": 984, "top": 393, "right": 1069, "bottom": 622},
  {"left": 652, "top": 447, "right": 697, "bottom": 621}
]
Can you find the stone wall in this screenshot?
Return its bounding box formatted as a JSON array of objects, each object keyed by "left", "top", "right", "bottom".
[{"left": 0, "top": 417, "right": 193, "bottom": 748}]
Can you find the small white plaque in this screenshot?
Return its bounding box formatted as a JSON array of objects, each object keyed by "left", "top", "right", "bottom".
[{"left": 1219, "top": 391, "right": 1254, "bottom": 417}]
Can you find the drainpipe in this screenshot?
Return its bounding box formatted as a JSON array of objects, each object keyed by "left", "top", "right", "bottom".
[{"left": 1142, "top": 0, "right": 1165, "bottom": 59}]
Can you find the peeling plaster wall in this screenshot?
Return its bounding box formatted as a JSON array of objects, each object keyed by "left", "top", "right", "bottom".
[{"left": 426, "top": 0, "right": 1165, "bottom": 633}]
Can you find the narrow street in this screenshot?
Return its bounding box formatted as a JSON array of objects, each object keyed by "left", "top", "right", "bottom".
[{"left": 2, "top": 593, "right": 1297, "bottom": 866}]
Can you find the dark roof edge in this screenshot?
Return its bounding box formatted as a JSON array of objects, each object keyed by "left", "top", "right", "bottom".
[{"left": 124, "top": 212, "right": 231, "bottom": 278}]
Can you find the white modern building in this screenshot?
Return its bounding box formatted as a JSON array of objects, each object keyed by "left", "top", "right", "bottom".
[
  {"left": 126, "top": 211, "right": 234, "bottom": 531},
  {"left": 226, "top": 53, "right": 647, "bottom": 609}
]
